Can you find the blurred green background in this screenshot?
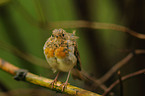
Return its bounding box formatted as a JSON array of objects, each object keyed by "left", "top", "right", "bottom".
[{"left": 0, "top": 0, "right": 145, "bottom": 96}]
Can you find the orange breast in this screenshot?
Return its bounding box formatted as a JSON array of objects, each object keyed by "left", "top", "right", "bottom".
[
  {"left": 44, "top": 48, "right": 55, "bottom": 58},
  {"left": 55, "top": 47, "right": 68, "bottom": 58}
]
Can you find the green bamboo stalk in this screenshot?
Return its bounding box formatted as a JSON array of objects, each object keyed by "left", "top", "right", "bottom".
[{"left": 0, "top": 58, "right": 101, "bottom": 96}]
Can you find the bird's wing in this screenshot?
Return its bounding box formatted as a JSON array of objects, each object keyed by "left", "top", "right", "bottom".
[{"left": 74, "top": 45, "right": 81, "bottom": 71}]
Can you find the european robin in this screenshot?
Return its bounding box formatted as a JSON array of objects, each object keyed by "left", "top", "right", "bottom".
[{"left": 43, "top": 28, "right": 81, "bottom": 91}]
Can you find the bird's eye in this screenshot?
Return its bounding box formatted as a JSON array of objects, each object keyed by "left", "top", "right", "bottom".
[{"left": 62, "top": 34, "right": 64, "bottom": 37}]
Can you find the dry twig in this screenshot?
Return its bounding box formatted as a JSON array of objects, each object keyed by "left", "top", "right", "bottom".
[
  {"left": 97, "top": 49, "right": 145, "bottom": 86},
  {"left": 0, "top": 41, "right": 49, "bottom": 68},
  {"left": 117, "top": 71, "right": 123, "bottom": 96},
  {"left": 47, "top": 20, "right": 145, "bottom": 39},
  {"left": 103, "top": 69, "right": 145, "bottom": 96}
]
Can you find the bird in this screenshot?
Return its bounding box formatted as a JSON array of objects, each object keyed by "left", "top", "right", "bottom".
[{"left": 43, "top": 28, "right": 82, "bottom": 91}]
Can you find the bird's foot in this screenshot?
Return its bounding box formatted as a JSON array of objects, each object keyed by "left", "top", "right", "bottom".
[
  {"left": 60, "top": 82, "right": 70, "bottom": 92},
  {"left": 50, "top": 78, "right": 57, "bottom": 88}
]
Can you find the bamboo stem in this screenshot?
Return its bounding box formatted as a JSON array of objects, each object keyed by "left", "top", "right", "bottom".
[{"left": 0, "top": 58, "right": 101, "bottom": 96}]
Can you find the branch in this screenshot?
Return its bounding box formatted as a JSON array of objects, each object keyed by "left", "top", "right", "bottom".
[
  {"left": 0, "top": 40, "right": 49, "bottom": 69},
  {"left": 103, "top": 68, "right": 145, "bottom": 96},
  {"left": 117, "top": 71, "right": 123, "bottom": 96},
  {"left": 8, "top": 5, "right": 145, "bottom": 40},
  {"left": 98, "top": 49, "right": 145, "bottom": 85},
  {"left": 99, "top": 53, "right": 133, "bottom": 83},
  {"left": 12, "top": 1, "right": 145, "bottom": 39},
  {"left": 47, "top": 20, "right": 145, "bottom": 39},
  {"left": 0, "top": 58, "right": 101, "bottom": 96}
]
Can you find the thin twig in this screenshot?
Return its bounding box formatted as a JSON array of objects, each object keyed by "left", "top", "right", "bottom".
[
  {"left": 117, "top": 71, "right": 123, "bottom": 96},
  {"left": 47, "top": 20, "right": 145, "bottom": 39},
  {"left": 0, "top": 41, "right": 49, "bottom": 68},
  {"left": 103, "top": 69, "right": 145, "bottom": 96},
  {"left": 98, "top": 49, "right": 145, "bottom": 85},
  {"left": 99, "top": 53, "right": 133, "bottom": 84},
  {"left": 11, "top": 1, "right": 145, "bottom": 39},
  {"left": 0, "top": 58, "right": 101, "bottom": 96},
  {"left": 81, "top": 70, "right": 108, "bottom": 91},
  {"left": 6, "top": 6, "right": 145, "bottom": 40}
]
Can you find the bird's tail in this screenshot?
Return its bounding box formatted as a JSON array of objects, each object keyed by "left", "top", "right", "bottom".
[
  {"left": 71, "top": 68, "right": 107, "bottom": 91},
  {"left": 71, "top": 68, "right": 92, "bottom": 83}
]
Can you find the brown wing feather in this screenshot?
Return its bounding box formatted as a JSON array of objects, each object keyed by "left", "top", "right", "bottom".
[{"left": 74, "top": 45, "right": 81, "bottom": 71}]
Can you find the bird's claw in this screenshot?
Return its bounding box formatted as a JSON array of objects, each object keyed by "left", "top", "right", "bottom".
[
  {"left": 50, "top": 79, "right": 57, "bottom": 88},
  {"left": 60, "top": 82, "right": 70, "bottom": 92}
]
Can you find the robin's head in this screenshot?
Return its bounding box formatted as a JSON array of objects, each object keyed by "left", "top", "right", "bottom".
[{"left": 52, "top": 29, "right": 67, "bottom": 39}]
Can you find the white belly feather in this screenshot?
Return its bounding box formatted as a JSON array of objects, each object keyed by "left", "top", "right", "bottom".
[
  {"left": 57, "top": 52, "right": 77, "bottom": 72},
  {"left": 45, "top": 51, "right": 77, "bottom": 73}
]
